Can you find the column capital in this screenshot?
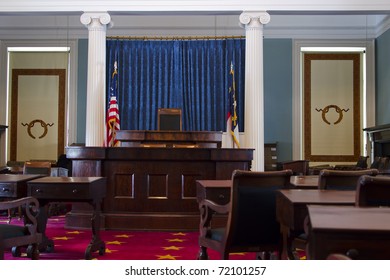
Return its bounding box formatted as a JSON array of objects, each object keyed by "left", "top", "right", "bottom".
[
  {"left": 239, "top": 11, "right": 270, "bottom": 28},
  {"left": 80, "top": 12, "right": 113, "bottom": 30}
]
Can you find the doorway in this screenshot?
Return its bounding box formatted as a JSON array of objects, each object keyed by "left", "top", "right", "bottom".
[
  {"left": 7, "top": 48, "right": 69, "bottom": 162},
  {"left": 292, "top": 41, "right": 376, "bottom": 165}
]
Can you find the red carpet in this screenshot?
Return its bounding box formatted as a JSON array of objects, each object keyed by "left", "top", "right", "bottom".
[{"left": 1, "top": 215, "right": 257, "bottom": 260}]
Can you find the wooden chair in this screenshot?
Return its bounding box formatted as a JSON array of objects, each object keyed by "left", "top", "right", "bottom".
[
  {"left": 197, "top": 169, "right": 293, "bottom": 260},
  {"left": 326, "top": 253, "right": 352, "bottom": 260},
  {"left": 23, "top": 161, "right": 52, "bottom": 176},
  {"left": 0, "top": 232, "right": 3, "bottom": 259},
  {"left": 157, "top": 108, "right": 182, "bottom": 131},
  {"left": 0, "top": 196, "right": 42, "bottom": 259},
  {"left": 318, "top": 169, "right": 379, "bottom": 190},
  {"left": 334, "top": 156, "right": 369, "bottom": 170},
  {"left": 279, "top": 160, "right": 309, "bottom": 175},
  {"left": 370, "top": 157, "right": 390, "bottom": 174},
  {"left": 355, "top": 175, "right": 390, "bottom": 207}
]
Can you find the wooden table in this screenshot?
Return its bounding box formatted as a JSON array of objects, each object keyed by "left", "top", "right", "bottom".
[
  {"left": 276, "top": 189, "right": 356, "bottom": 259},
  {"left": 27, "top": 176, "right": 106, "bottom": 260},
  {"left": 196, "top": 180, "right": 231, "bottom": 230},
  {"left": 307, "top": 205, "right": 390, "bottom": 259},
  {"left": 196, "top": 175, "right": 320, "bottom": 203},
  {"left": 196, "top": 180, "right": 231, "bottom": 204},
  {"left": 290, "top": 175, "right": 319, "bottom": 189},
  {"left": 0, "top": 174, "right": 44, "bottom": 221},
  {"left": 0, "top": 174, "right": 43, "bottom": 198}
]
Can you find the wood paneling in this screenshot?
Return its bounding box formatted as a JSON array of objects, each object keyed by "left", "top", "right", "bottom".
[{"left": 66, "top": 146, "right": 253, "bottom": 230}]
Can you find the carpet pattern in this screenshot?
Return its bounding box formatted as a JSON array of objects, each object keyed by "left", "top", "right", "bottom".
[{"left": 1, "top": 215, "right": 257, "bottom": 260}]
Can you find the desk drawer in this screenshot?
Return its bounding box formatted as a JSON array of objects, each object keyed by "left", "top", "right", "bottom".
[
  {"left": 204, "top": 189, "right": 230, "bottom": 205},
  {"left": 29, "top": 184, "right": 91, "bottom": 199},
  {"left": 0, "top": 183, "right": 17, "bottom": 197}
]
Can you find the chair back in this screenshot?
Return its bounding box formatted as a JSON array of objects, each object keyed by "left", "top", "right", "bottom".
[
  {"left": 355, "top": 175, "right": 390, "bottom": 207},
  {"left": 23, "top": 161, "right": 51, "bottom": 176},
  {"left": 280, "top": 160, "right": 309, "bottom": 175},
  {"left": 157, "top": 108, "right": 182, "bottom": 131},
  {"left": 224, "top": 169, "right": 293, "bottom": 252},
  {"left": 356, "top": 156, "right": 369, "bottom": 168},
  {"left": 318, "top": 169, "right": 379, "bottom": 190}
]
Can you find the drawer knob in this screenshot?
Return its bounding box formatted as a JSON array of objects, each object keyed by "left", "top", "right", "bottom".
[
  {"left": 218, "top": 194, "right": 225, "bottom": 199},
  {"left": 1, "top": 187, "right": 9, "bottom": 192},
  {"left": 72, "top": 189, "right": 78, "bottom": 193},
  {"left": 35, "top": 189, "right": 43, "bottom": 193}
]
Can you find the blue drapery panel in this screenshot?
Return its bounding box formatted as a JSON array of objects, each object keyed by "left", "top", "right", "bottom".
[{"left": 106, "top": 38, "right": 245, "bottom": 131}]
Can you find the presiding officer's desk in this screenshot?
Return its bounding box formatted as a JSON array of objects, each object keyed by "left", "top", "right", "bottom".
[
  {"left": 116, "top": 130, "right": 222, "bottom": 148},
  {"left": 66, "top": 131, "right": 253, "bottom": 231}
]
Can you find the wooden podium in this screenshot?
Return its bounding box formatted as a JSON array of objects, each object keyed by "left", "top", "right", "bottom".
[{"left": 65, "top": 131, "right": 253, "bottom": 231}]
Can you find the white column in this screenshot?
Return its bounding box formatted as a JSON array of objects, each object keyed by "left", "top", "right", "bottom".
[
  {"left": 80, "top": 12, "right": 112, "bottom": 146},
  {"left": 239, "top": 11, "right": 270, "bottom": 171}
]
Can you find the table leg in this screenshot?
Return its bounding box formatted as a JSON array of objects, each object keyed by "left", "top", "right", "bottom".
[
  {"left": 84, "top": 200, "right": 105, "bottom": 260},
  {"left": 36, "top": 205, "right": 54, "bottom": 253},
  {"left": 280, "top": 225, "right": 301, "bottom": 260}
]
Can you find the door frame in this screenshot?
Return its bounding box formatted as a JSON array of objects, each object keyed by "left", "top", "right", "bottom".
[
  {"left": 10, "top": 69, "right": 66, "bottom": 161},
  {"left": 292, "top": 39, "right": 376, "bottom": 163}
]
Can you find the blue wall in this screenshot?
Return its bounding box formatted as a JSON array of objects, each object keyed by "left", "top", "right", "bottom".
[
  {"left": 264, "top": 39, "right": 293, "bottom": 161},
  {"left": 376, "top": 29, "right": 390, "bottom": 125},
  {"left": 75, "top": 38, "right": 294, "bottom": 161}
]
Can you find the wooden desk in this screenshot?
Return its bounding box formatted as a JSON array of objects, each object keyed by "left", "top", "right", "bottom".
[
  {"left": 307, "top": 205, "right": 390, "bottom": 259},
  {"left": 66, "top": 146, "right": 253, "bottom": 230},
  {"left": 117, "top": 130, "right": 223, "bottom": 148},
  {"left": 0, "top": 174, "right": 44, "bottom": 221},
  {"left": 196, "top": 176, "right": 319, "bottom": 203},
  {"left": 276, "top": 189, "right": 356, "bottom": 259},
  {"left": 0, "top": 174, "right": 43, "bottom": 198},
  {"left": 196, "top": 180, "right": 231, "bottom": 230},
  {"left": 290, "top": 175, "right": 318, "bottom": 189},
  {"left": 27, "top": 176, "right": 106, "bottom": 260},
  {"left": 196, "top": 180, "right": 231, "bottom": 204}
]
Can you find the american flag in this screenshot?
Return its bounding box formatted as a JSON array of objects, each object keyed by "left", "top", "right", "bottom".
[
  {"left": 226, "top": 62, "right": 240, "bottom": 148},
  {"left": 106, "top": 61, "right": 120, "bottom": 147}
]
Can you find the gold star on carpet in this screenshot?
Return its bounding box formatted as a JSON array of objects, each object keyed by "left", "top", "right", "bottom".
[
  {"left": 105, "top": 248, "right": 118, "bottom": 254},
  {"left": 106, "top": 240, "right": 126, "bottom": 245},
  {"left": 166, "top": 238, "right": 185, "bottom": 242},
  {"left": 156, "top": 254, "right": 180, "bottom": 260},
  {"left": 114, "top": 234, "right": 133, "bottom": 238},
  {"left": 66, "top": 231, "right": 82, "bottom": 234},
  {"left": 171, "top": 232, "right": 186, "bottom": 236},
  {"left": 53, "top": 236, "right": 73, "bottom": 241},
  {"left": 162, "top": 246, "right": 183, "bottom": 251}
]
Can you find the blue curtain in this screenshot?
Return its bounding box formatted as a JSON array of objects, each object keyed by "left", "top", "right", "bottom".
[{"left": 106, "top": 39, "right": 245, "bottom": 131}]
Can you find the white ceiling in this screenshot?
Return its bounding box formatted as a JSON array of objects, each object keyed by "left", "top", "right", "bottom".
[{"left": 0, "top": 1, "right": 389, "bottom": 40}]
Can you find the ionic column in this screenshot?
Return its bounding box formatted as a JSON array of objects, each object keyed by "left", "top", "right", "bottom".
[
  {"left": 239, "top": 11, "right": 270, "bottom": 171},
  {"left": 80, "top": 12, "right": 112, "bottom": 146}
]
